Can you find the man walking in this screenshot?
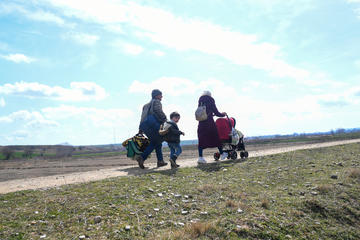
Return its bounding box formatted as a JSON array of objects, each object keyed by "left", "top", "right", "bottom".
[{"left": 137, "top": 89, "right": 168, "bottom": 169}]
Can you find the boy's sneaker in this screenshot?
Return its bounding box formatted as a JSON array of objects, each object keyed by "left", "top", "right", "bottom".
[
  {"left": 198, "top": 157, "right": 207, "bottom": 164},
  {"left": 157, "top": 161, "right": 168, "bottom": 168},
  {"left": 220, "top": 152, "right": 228, "bottom": 160},
  {"left": 135, "top": 155, "right": 145, "bottom": 169}
]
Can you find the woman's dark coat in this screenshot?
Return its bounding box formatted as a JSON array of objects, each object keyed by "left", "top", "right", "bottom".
[{"left": 197, "top": 95, "right": 225, "bottom": 149}]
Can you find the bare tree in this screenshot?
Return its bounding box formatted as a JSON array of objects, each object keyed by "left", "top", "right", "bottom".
[
  {"left": 23, "top": 148, "right": 34, "bottom": 158},
  {"left": 2, "top": 147, "right": 14, "bottom": 160}
]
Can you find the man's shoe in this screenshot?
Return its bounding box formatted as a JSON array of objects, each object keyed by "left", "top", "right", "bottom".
[
  {"left": 135, "top": 155, "right": 145, "bottom": 169},
  {"left": 198, "top": 157, "right": 207, "bottom": 164},
  {"left": 169, "top": 158, "right": 178, "bottom": 169},
  {"left": 157, "top": 161, "right": 168, "bottom": 168}
]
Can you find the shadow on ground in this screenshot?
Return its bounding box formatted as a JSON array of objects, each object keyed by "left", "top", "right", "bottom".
[
  {"left": 119, "top": 158, "right": 249, "bottom": 175},
  {"left": 118, "top": 165, "right": 180, "bottom": 176}
]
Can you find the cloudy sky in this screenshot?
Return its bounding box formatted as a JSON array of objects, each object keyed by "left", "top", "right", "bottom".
[{"left": 1, "top": 0, "right": 360, "bottom": 145}]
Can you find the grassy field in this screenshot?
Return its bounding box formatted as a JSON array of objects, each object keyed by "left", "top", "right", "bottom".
[
  {"left": 244, "top": 131, "right": 360, "bottom": 146},
  {"left": 1, "top": 143, "right": 359, "bottom": 239}
]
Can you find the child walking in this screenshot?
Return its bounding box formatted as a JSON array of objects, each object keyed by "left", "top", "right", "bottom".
[{"left": 164, "top": 112, "right": 185, "bottom": 168}]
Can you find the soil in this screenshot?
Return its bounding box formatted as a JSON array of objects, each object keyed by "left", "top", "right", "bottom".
[{"left": 1, "top": 139, "right": 359, "bottom": 194}]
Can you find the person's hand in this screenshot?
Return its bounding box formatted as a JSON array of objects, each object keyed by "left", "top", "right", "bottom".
[
  {"left": 222, "top": 112, "right": 227, "bottom": 116},
  {"left": 181, "top": 132, "right": 185, "bottom": 136}
]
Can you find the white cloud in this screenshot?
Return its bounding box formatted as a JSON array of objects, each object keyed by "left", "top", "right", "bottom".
[
  {"left": 0, "top": 106, "right": 134, "bottom": 145},
  {"left": 113, "top": 40, "right": 144, "bottom": 55},
  {"left": 0, "top": 3, "right": 65, "bottom": 26},
  {"left": 104, "top": 24, "right": 125, "bottom": 34},
  {"left": 129, "top": 77, "right": 197, "bottom": 96},
  {"left": 63, "top": 32, "right": 99, "bottom": 46},
  {"left": 1, "top": 53, "right": 36, "bottom": 63},
  {"left": 39, "top": 0, "right": 310, "bottom": 80},
  {"left": 26, "top": 9, "right": 65, "bottom": 26},
  {"left": 123, "top": 43, "right": 144, "bottom": 55},
  {"left": 8, "top": 130, "right": 30, "bottom": 141},
  {"left": 42, "top": 105, "right": 134, "bottom": 128},
  {"left": 0, "top": 81, "right": 107, "bottom": 101},
  {"left": 0, "top": 110, "right": 59, "bottom": 128},
  {"left": 129, "top": 77, "right": 238, "bottom": 98},
  {"left": 153, "top": 50, "right": 165, "bottom": 57},
  {"left": 0, "top": 98, "right": 5, "bottom": 107},
  {"left": 346, "top": 0, "right": 360, "bottom": 18}
]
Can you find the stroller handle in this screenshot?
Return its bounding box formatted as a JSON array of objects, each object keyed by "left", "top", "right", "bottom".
[{"left": 225, "top": 114, "right": 233, "bottom": 129}]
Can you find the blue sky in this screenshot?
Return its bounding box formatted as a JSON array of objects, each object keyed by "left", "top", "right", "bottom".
[{"left": 1, "top": 0, "right": 360, "bottom": 145}]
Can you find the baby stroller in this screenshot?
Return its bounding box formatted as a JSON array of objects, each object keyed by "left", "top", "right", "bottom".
[{"left": 214, "top": 116, "right": 249, "bottom": 160}]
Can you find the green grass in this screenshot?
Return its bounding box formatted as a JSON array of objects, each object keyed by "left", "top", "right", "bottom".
[
  {"left": 72, "top": 151, "right": 126, "bottom": 158},
  {"left": 0, "top": 152, "right": 26, "bottom": 160},
  {"left": 1, "top": 143, "right": 360, "bottom": 239}
]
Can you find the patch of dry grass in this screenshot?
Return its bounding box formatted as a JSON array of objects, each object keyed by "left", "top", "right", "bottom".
[
  {"left": 225, "top": 199, "right": 238, "bottom": 208},
  {"left": 197, "top": 184, "right": 218, "bottom": 193},
  {"left": 157, "top": 222, "right": 219, "bottom": 240},
  {"left": 348, "top": 168, "right": 360, "bottom": 179},
  {"left": 317, "top": 184, "right": 333, "bottom": 194},
  {"left": 186, "top": 222, "right": 217, "bottom": 238},
  {"left": 261, "top": 198, "right": 270, "bottom": 209}
]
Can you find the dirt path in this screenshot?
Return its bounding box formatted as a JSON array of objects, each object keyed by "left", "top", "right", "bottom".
[{"left": 1, "top": 139, "right": 360, "bottom": 194}]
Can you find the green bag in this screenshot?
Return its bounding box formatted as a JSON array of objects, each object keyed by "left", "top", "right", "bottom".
[{"left": 126, "top": 140, "right": 143, "bottom": 159}]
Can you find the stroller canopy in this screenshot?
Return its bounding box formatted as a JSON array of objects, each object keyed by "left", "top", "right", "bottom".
[{"left": 216, "top": 117, "right": 235, "bottom": 141}]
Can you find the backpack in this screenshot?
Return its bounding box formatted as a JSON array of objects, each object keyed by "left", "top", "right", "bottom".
[
  {"left": 159, "top": 122, "right": 172, "bottom": 136},
  {"left": 195, "top": 103, "right": 207, "bottom": 121},
  {"left": 140, "top": 100, "right": 155, "bottom": 124}
]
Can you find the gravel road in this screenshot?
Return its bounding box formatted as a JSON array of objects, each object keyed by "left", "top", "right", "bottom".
[{"left": 1, "top": 139, "right": 359, "bottom": 194}]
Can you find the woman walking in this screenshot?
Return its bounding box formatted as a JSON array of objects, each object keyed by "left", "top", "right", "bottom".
[{"left": 197, "top": 91, "right": 227, "bottom": 164}]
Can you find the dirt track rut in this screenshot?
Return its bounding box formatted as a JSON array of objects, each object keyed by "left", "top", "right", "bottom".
[{"left": 1, "top": 139, "right": 360, "bottom": 194}]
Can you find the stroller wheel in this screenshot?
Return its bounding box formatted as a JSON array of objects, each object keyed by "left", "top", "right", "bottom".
[
  {"left": 214, "top": 152, "right": 220, "bottom": 161},
  {"left": 244, "top": 151, "right": 249, "bottom": 158},
  {"left": 230, "top": 151, "right": 237, "bottom": 160},
  {"left": 240, "top": 151, "right": 245, "bottom": 159}
]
